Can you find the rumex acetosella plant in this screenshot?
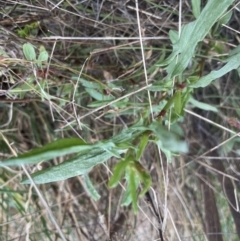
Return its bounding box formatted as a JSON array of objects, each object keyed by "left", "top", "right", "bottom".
[{"left": 1, "top": 0, "right": 239, "bottom": 213}]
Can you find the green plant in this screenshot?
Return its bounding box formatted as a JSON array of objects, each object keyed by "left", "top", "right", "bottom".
[
  {"left": 1, "top": 0, "right": 239, "bottom": 216},
  {"left": 16, "top": 22, "right": 40, "bottom": 38},
  {"left": 7, "top": 43, "right": 49, "bottom": 99},
  {"left": 1, "top": 117, "right": 187, "bottom": 213}
]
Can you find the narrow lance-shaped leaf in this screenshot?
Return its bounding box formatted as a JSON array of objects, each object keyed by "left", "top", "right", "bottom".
[
  {"left": 0, "top": 138, "right": 91, "bottom": 166},
  {"left": 191, "top": 0, "right": 201, "bottom": 18},
  {"left": 181, "top": 88, "right": 192, "bottom": 115},
  {"left": 121, "top": 181, "right": 132, "bottom": 207},
  {"left": 110, "top": 117, "right": 145, "bottom": 143},
  {"left": 190, "top": 45, "right": 240, "bottom": 88},
  {"left": 129, "top": 167, "right": 138, "bottom": 214},
  {"left": 136, "top": 132, "right": 149, "bottom": 160},
  {"left": 85, "top": 88, "right": 113, "bottom": 101},
  {"left": 169, "top": 30, "right": 178, "bottom": 44},
  {"left": 189, "top": 96, "right": 218, "bottom": 112},
  {"left": 218, "top": 10, "right": 232, "bottom": 25},
  {"left": 133, "top": 162, "right": 151, "bottom": 197},
  {"left": 160, "top": 91, "right": 180, "bottom": 114},
  {"left": 83, "top": 174, "right": 101, "bottom": 201},
  {"left": 108, "top": 158, "right": 130, "bottom": 188},
  {"left": 121, "top": 165, "right": 140, "bottom": 211},
  {"left": 21, "top": 148, "right": 124, "bottom": 184},
  {"left": 158, "top": 0, "right": 235, "bottom": 78},
  {"left": 150, "top": 121, "right": 188, "bottom": 153},
  {"left": 174, "top": 90, "right": 182, "bottom": 115}
]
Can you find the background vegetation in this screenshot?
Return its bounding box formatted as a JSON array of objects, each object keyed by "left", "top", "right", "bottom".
[{"left": 0, "top": 0, "right": 240, "bottom": 240}]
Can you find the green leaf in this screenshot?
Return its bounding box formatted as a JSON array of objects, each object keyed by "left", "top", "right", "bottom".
[
  {"left": 174, "top": 90, "right": 182, "bottom": 115},
  {"left": 71, "top": 77, "right": 101, "bottom": 89},
  {"left": 236, "top": 149, "right": 240, "bottom": 156},
  {"left": 161, "top": 93, "right": 178, "bottom": 113},
  {"left": 0, "top": 49, "right": 10, "bottom": 58},
  {"left": 85, "top": 88, "right": 114, "bottom": 101},
  {"left": 150, "top": 121, "right": 188, "bottom": 153},
  {"left": 17, "top": 29, "right": 29, "bottom": 38},
  {"left": 38, "top": 51, "right": 48, "bottom": 62},
  {"left": 23, "top": 43, "right": 36, "bottom": 61},
  {"left": 21, "top": 148, "right": 120, "bottom": 184},
  {"left": 97, "top": 141, "right": 121, "bottom": 158},
  {"left": 108, "top": 158, "right": 130, "bottom": 188},
  {"left": 148, "top": 80, "right": 172, "bottom": 91},
  {"left": 111, "top": 118, "right": 145, "bottom": 144},
  {"left": 0, "top": 138, "right": 91, "bottom": 166},
  {"left": 121, "top": 165, "right": 139, "bottom": 212},
  {"left": 180, "top": 88, "right": 192, "bottom": 115},
  {"left": 136, "top": 133, "right": 149, "bottom": 160},
  {"left": 37, "top": 51, "right": 48, "bottom": 67},
  {"left": 87, "top": 100, "right": 113, "bottom": 107},
  {"left": 160, "top": 147, "right": 172, "bottom": 162},
  {"left": 169, "top": 30, "right": 179, "bottom": 44},
  {"left": 133, "top": 162, "right": 151, "bottom": 197},
  {"left": 158, "top": 0, "right": 235, "bottom": 78},
  {"left": 121, "top": 180, "right": 132, "bottom": 207},
  {"left": 220, "top": 138, "right": 236, "bottom": 155},
  {"left": 191, "top": 0, "right": 201, "bottom": 18},
  {"left": 190, "top": 45, "right": 240, "bottom": 88},
  {"left": 8, "top": 77, "right": 35, "bottom": 98},
  {"left": 119, "top": 161, "right": 151, "bottom": 213},
  {"left": 129, "top": 167, "right": 138, "bottom": 213},
  {"left": 218, "top": 10, "right": 232, "bottom": 25},
  {"left": 83, "top": 174, "right": 101, "bottom": 201},
  {"left": 189, "top": 96, "right": 218, "bottom": 112}
]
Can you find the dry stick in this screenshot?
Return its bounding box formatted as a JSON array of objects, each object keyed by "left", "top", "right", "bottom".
[
  {"left": 185, "top": 109, "right": 240, "bottom": 136},
  {"left": 135, "top": 2, "right": 165, "bottom": 240},
  {"left": 42, "top": 36, "right": 168, "bottom": 40},
  {"left": 135, "top": 0, "right": 154, "bottom": 120},
  {"left": 126, "top": 4, "right": 162, "bottom": 20},
  {"left": 46, "top": 40, "right": 57, "bottom": 122},
  {"left": 133, "top": 1, "right": 169, "bottom": 239},
  {"left": 90, "top": 39, "right": 159, "bottom": 55},
  {"left": 72, "top": 57, "right": 89, "bottom": 130},
  {"left": 163, "top": 2, "right": 183, "bottom": 239}
]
